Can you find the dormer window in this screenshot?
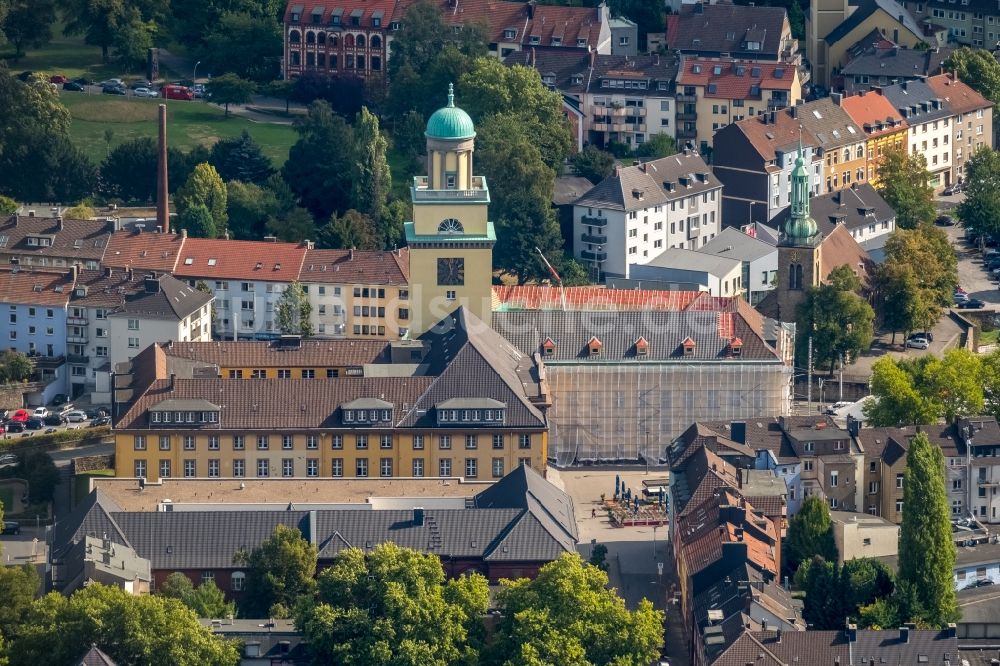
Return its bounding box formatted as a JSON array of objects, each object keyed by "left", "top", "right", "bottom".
[
  {"left": 681, "top": 336, "right": 696, "bottom": 356},
  {"left": 542, "top": 337, "right": 556, "bottom": 356},
  {"left": 436, "top": 399, "right": 506, "bottom": 426},
  {"left": 530, "top": 35, "right": 540, "bottom": 44},
  {"left": 572, "top": 74, "right": 583, "bottom": 84},
  {"left": 588, "top": 336, "right": 602, "bottom": 356},
  {"left": 504, "top": 29, "right": 516, "bottom": 40},
  {"left": 635, "top": 337, "right": 649, "bottom": 356},
  {"left": 729, "top": 337, "right": 743, "bottom": 357},
  {"left": 341, "top": 399, "right": 394, "bottom": 425},
  {"left": 576, "top": 37, "right": 586, "bottom": 46},
  {"left": 552, "top": 36, "right": 561, "bottom": 45}
]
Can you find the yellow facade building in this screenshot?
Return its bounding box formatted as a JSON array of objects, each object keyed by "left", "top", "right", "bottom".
[
  {"left": 406, "top": 85, "right": 495, "bottom": 336},
  {"left": 839, "top": 90, "right": 909, "bottom": 186}
]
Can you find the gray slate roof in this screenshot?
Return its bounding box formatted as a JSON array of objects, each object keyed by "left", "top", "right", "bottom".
[
  {"left": 699, "top": 227, "right": 777, "bottom": 263},
  {"left": 0, "top": 215, "right": 111, "bottom": 262},
  {"left": 643, "top": 247, "right": 742, "bottom": 275},
  {"left": 840, "top": 46, "right": 951, "bottom": 81},
  {"left": 770, "top": 183, "right": 895, "bottom": 236},
  {"left": 492, "top": 309, "right": 780, "bottom": 362},
  {"left": 790, "top": 98, "right": 866, "bottom": 150},
  {"left": 880, "top": 78, "right": 952, "bottom": 124},
  {"left": 111, "top": 274, "right": 213, "bottom": 320},
  {"left": 574, "top": 151, "right": 720, "bottom": 212},
  {"left": 504, "top": 50, "right": 679, "bottom": 99},
  {"left": 76, "top": 646, "right": 119, "bottom": 666},
  {"left": 668, "top": 4, "right": 788, "bottom": 59},
  {"left": 55, "top": 465, "right": 577, "bottom": 568}
]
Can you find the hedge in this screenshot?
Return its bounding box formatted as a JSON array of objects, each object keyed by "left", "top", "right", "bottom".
[{"left": 0, "top": 426, "right": 112, "bottom": 453}]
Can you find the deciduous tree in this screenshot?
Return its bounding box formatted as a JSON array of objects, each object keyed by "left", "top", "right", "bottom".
[
  {"left": 112, "top": 6, "right": 155, "bottom": 73},
  {"left": 487, "top": 553, "right": 663, "bottom": 666},
  {"left": 9, "top": 584, "right": 239, "bottom": 666},
  {"left": 786, "top": 495, "right": 837, "bottom": 573},
  {"left": 794, "top": 265, "right": 875, "bottom": 372},
  {"left": 2, "top": 0, "right": 56, "bottom": 59},
  {"left": 898, "top": 432, "right": 959, "bottom": 626},
  {"left": 61, "top": 0, "right": 124, "bottom": 62},
  {"left": 944, "top": 48, "right": 1000, "bottom": 105},
  {"left": 0, "top": 349, "right": 33, "bottom": 383},
  {"left": 351, "top": 107, "right": 390, "bottom": 224},
  {"left": 0, "top": 196, "right": 16, "bottom": 215},
  {"left": 202, "top": 11, "right": 282, "bottom": 83},
  {"left": 875, "top": 146, "right": 936, "bottom": 229},
  {"left": 864, "top": 356, "right": 937, "bottom": 426},
  {"left": 956, "top": 147, "right": 1000, "bottom": 241},
  {"left": 569, "top": 145, "right": 615, "bottom": 184},
  {"left": 282, "top": 101, "right": 354, "bottom": 221},
  {"left": 0, "top": 564, "right": 39, "bottom": 640},
  {"left": 316, "top": 210, "right": 378, "bottom": 250},
  {"left": 635, "top": 133, "right": 677, "bottom": 159},
  {"left": 206, "top": 73, "right": 256, "bottom": 117},
  {"left": 296, "top": 543, "right": 489, "bottom": 665},
  {"left": 100, "top": 137, "right": 158, "bottom": 202},
  {"left": 176, "top": 163, "right": 228, "bottom": 231},
  {"left": 275, "top": 281, "right": 312, "bottom": 336},
  {"left": 236, "top": 524, "right": 317, "bottom": 618}
]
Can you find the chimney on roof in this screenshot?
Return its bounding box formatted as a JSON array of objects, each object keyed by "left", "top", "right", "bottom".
[
  {"left": 105, "top": 267, "right": 114, "bottom": 278},
  {"left": 736, "top": 467, "right": 743, "bottom": 489},
  {"left": 530, "top": 47, "right": 536, "bottom": 66},
  {"left": 846, "top": 622, "right": 857, "bottom": 642},
  {"left": 731, "top": 421, "right": 746, "bottom": 444},
  {"left": 590, "top": 47, "right": 596, "bottom": 69},
  {"left": 527, "top": 0, "right": 536, "bottom": 18},
  {"left": 831, "top": 92, "right": 843, "bottom": 105},
  {"left": 413, "top": 507, "right": 425, "bottom": 526},
  {"left": 899, "top": 626, "right": 910, "bottom": 643},
  {"left": 223, "top": 229, "right": 230, "bottom": 240},
  {"left": 776, "top": 629, "right": 782, "bottom": 643},
  {"left": 181, "top": 228, "right": 187, "bottom": 239},
  {"left": 349, "top": 248, "right": 355, "bottom": 261},
  {"left": 144, "top": 276, "right": 161, "bottom": 294},
  {"left": 946, "top": 622, "right": 957, "bottom": 638},
  {"left": 789, "top": 105, "right": 796, "bottom": 118},
  {"left": 156, "top": 104, "right": 170, "bottom": 234},
  {"left": 169, "top": 373, "right": 176, "bottom": 389},
  {"left": 56, "top": 215, "right": 64, "bottom": 231},
  {"left": 69, "top": 265, "right": 78, "bottom": 283}
]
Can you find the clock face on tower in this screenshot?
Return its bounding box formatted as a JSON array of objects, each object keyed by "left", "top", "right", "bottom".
[{"left": 437, "top": 258, "right": 465, "bottom": 286}]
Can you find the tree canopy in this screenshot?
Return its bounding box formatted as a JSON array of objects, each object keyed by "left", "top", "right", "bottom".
[
  {"left": 486, "top": 553, "right": 664, "bottom": 666},
  {"left": 944, "top": 48, "right": 1000, "bottom": 106},
  {"left": 296, "top": 543, "right": 488, "bottom": 665},
  {"left": 275, "top": 281, "right": 313, "bottom": 337},
  {"left": 351, "top": 107, "right": 391, "bottom": 226},
  {"left": 786, "top": 495, "right": 837, "bottom": 574},
  {"left": 208, "top": 131, "right": 273, "bottom": 185},
  {"left": 875, "top": 147, "right": 936, "bottom": 229},
  {"left": 570, "top": 146, "right": 615, "bottom": 185},
  {"left": 865, "top": 349, "right": 985, "bottom": 425},
  {"left": 176, "top": 163, "right": 228, "bottom": 233},
  {"left": 158, "top": 572, "right": 235, "bottom": 619},
  {"left": 798, "top": 556, "right": 895, "bottom": 629},
  {"left": 2, "top": 0, "right": 56, "bottom": 58},
  {"left": 282, "top": 101, "right": 355, "bottom": 221},
  {"left": 236, "top": 524, "right": 317, "bottom": 618},
  {"left": 794, "top": 265, "right": 875, "bottom": 372},
  {"left": 8, "top": 584, "right": 239, "bottom": 666},
  {"left": 201, "top": 10, "right": 283, "bottom": 83},
  {"left": 206, "top": 73, "right": 256, "bottom": 117},
  {"left": 897, "top": 432, "right": 959, "bottom": 626},
  {"left": 957, "top": 148, "right": 1000, "bottom": 241}
]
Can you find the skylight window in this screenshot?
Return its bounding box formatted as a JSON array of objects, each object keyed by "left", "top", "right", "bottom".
[
  {"left": 184, "top": 257, "right": 194, "bottom": 265},
  {"left": 812, "top": 110, "right": 822, "bottom": 119},
  {"left": 207, "top": 258, "right": 217, "bottom": 266}
]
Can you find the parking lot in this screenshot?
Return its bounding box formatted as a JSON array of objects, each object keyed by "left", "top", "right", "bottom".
[
  {"left": 2, "top": 405, "right": 109, "bottom": 441},
  {"left": 944, "top": 224, "right": 1000, "bottom": 305}
]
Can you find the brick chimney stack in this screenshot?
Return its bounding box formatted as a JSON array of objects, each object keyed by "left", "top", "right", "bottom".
[{"left": 156, "top": 104, "right": 170, "bottom": 233}]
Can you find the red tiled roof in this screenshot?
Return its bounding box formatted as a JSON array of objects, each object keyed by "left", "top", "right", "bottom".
[
  {"left": 284, "top": 0, "right": 397, "bottom": 29},
  {"left": 492, "top": 285, "right": 703, "bottom": 310},
  {"left": 0, "top": 268, "right": 75, "bottom": 306},
  {"left": 839, "top": 90, "right": 908, "bottom": 137},
  {"left": 926, "top": 73, "right": 993, "bottom": 114},
  {"left": 173, "top": 238, "right": 308, "bottom": 281},
  {"left": 733, "top": 111, "right": 821, "bottom": 161},
  {"left": 677, "top": 58, "right": 796, "bottom": 99},
  {"left": 299, "top": 248, "right": 409, "bottom": 285},
  {"left": 416, "top": 0, "right": 604, "bottom": 49},
  {"left": 103, "top": 230, "right": 185, "bottom": 272}
]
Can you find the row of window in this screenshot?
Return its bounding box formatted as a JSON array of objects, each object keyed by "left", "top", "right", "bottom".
[
  {"left": 289, "top": 51, "right": 382, "bottom": 71},
  {"left": 149, "top": 411, "right": 220, "bottom": 424},
  {"left": 135, "top": 433, "right": 533, "bottom": 451},
  {"left": 135, "top": 456, "right": 532, "bottom": 479},
  {"left": 289, "top": 31, "right": 384, "bottom": 47}
]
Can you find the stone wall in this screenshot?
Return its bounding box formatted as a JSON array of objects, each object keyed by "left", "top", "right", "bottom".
[{"left": 72, "top": 455, "right": 115, "bottom": 474}]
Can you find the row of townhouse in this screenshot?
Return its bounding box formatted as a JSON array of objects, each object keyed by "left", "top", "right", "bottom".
[
  {"left": 508, "top": 2, "right": 804, "bottom": 151},
  {"left": 282, "top": 0, "right": 614, "bottom": 82},
  {"left": 714, "top": 73, "right": 992, "bottom": 225},
  {"left": 674, "top": 415, "right": 978, "bottom": 523}
]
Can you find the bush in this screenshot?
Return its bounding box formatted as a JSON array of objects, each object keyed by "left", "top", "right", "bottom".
[{"left": 0, "top": 427, "right": 111, "bottom": 454}]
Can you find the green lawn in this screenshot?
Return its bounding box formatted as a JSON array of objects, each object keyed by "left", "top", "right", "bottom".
[
  {"left": 61, "top": 93, "right": 297, "bottom": 166},
  {"left": 0, "top": 486, "right": 13, "bottom": 514},
  {"left": 73, "top": 469, "right": 114, "bottom": 507},
  {"left": 981, "top": 329, "right": 999, "bottom": 346}
]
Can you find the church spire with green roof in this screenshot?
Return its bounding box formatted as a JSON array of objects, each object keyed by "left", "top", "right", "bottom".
[{"left": 783, "top": 137, "right": 819, "bottom": 245}]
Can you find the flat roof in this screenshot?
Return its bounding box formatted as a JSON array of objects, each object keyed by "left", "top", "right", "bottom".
[{"left": 93, "top": 477, "right": 489, "bottom": 512}]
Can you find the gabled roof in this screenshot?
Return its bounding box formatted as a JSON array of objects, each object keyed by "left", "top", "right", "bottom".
[
  {"left": 173, "top": 237, "right": 308, "bottom": 282},
  {"left": 666, "top": 3, "right": 788, "bottom": 59},
  {"left": 678, "top": 58, "right": 796, "bottom": 99},
  {"left": 839, "top": 89, "right": 909, "bottom": 136},
  {"left": 75, "top": 645, "right": 119, "bottom": 666},
  {"left": 0, "top": 268, "right": 75, "bottom": 306},
  {"left": 284, "top": 0, "right": 396, "bottom": 28},
  {"left": 642, "top": 247, "right": 742, "bottom": 276},
  {"left": 71, "top": 268, "right": 151, "bottom": 309},
  {"left": 770, "top": 182, "right": 894, "bottom": 236},
  {"left": 790, "top": 98, "right": 866, "bottom": 149},
  {"left": 160, "top": 338, "right": 391, "bottom": 368},
  {"left": 103, "top": 230, "right": 185, "bottom": 272},
  {"left": 699, "top": 227, "right": 777, "bottom": 263},
  {"left": 493, "top": 285, "right": 705, "bottom": 311},
  {"left": 728, "top": 112, "right": 820, "bottom": 162},
  {"left": 111, "top": 274, "right": 213, "bottom": 320},
  {"left": 299, "top": 248, "right": 409, "bottom": 285},
  {"left": 426, "top": 0, "right": 606, "bottom": 50},
  {"left": 841, "top": 45, "right": 951, "bottom": 80},
  {"left": 881, "top": 78, "right": 952, "bottom": 123},
  {"left": 475, "top": 463, "right": 578, "bottom": 542},
  {"left": 926, "top": 73, "right": 994, "bottom": 114},
  {"left": 573, "top": 150, "right": 720, "bottom": 212},
  {"left": 0, "top": 215, "right": 111, "bottom": 262},
  {"left": 824, "top": 0, "right": 923, "bottom": 45}
]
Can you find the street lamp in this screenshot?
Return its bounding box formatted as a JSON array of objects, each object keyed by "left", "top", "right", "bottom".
[{"left": 193, "top": 61, "right": 202, "bottom": 84}]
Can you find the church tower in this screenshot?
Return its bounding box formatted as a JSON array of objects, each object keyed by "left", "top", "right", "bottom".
[
  {"left": 406, "top": 84, "right": 495, "bottom": 335},
  {"left": 775, "top": 142, "right": 823, "bottom": 321}
]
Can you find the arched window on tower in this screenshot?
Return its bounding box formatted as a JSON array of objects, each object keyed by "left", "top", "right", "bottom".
[
  {"left": 289, "top": 30, "right": 302, "bottom": 44},
  {"left": 306, "top": 31, "right": 316, "bottom": 44},
  {"left": 438, "top": 219, "right": 464, "bottom": 234},
  {"left": 789, "top": 263, "right": 803, "bottom": 290},
  {"left": 371, "top": 35, "right": 382, "bottom": 48},
  {"left": 357, "top": 34, "right": 366, "bottom": 47}
]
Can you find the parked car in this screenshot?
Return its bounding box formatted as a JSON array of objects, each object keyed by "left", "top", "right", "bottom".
[
  {"left": 85, "top": 408, "right": 108, "bottom": 419},
  {"left": 2, "top": 521, "right": 20, "bottom": 535},
  {"left": 49, "top": 74, "right": 68, "bottom": 84},
  {"left": 25, "top": 418, "right": 44, "bottom": 430},
  {"left": 908, "top": 331, "right": 934, "bottom": 343},
  {"left": 959, "top": 298, "right": 988, "bottom": 309},
  {"left": 971, "top": 578, "right": 995, "bottom": 588},
  {"left": 0, "top": 454, "right": 17, "bottom": 465},
  {"left": 192, "top": 83, "right": 206, "bottom": 98},
  {"left": 64, "top": 410, "right": 87, "bottom": 423},
  {"left": 905, "top": 336, "right": 930, "bottom": 350},
  {"left": 72, "top": 76, "right": 95, "bottom": 86},
  {"left": 43, "top": 414, "right": 63, "bottom": 426},
  {"left": 9, "top": 409, "right": 30, "bottom": 422},
  {"left": 160, "top": 84, "right": 193, "bottom": 100},
  {"left": 935, "top": 215, "right": 956, "bottom": 226},
  {"left": 132, "top": 87, "right": 159, "bottom": 98},
  {"left": 943, "top": 183, "right": 963, "bottom": 196},
  {"left": 5, "top": 422, "right": 24, "bottom": 433},
  {"left": 825, "top": 401, "right": 852, "bottom": 415},
  {"left": 102, "top": 84, "right": 126, "bottom": 96},
  {"left": 15, "top": 71, "right": 32, "bottom": 81},
  {"left": 99, "top": 78, "right": 124, "bottom": 87},
  {"left": 129, "top": 79, "right": 152, "bottom": 89},
  {"left": 90, "top": 416, "right": 111, "bottom": 427},
  {"left": 31, "top": 407, "right": 48, "bottom": 418}
]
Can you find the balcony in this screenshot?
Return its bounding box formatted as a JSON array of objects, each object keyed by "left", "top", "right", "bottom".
[
  {"left": 580, "top": 250, "right": 607, "bottom": 261},
  {"left": 581, "top": 233, "right": 607, "bottom": 244},
  {"left": 67, "top": 354, "right": 89, "bottom": 365},
  {"left": 67, "top": 335, "right": 88, "bottom": 344},
  {"left": 580, "top": 215, "right": 607, "bottom": 228},
  {"left": 676, "top": 94, "right": 697, "bottom": 103},
  {"left": 768, "top": 98, "right": 790, "bottom": 110},
  {"left": 607, "top": 106, "right": 646, "bottom": 118},
  {"left": 67, "top": 316, "right": 88, "bottom": 326},
  {"left": 677, "top": 127, "right": 698, "bottom": 139},
  {"left": 28, "top": 354, "right": 65, "bottom": 369},
  {"left": 677, "top": 111, "right": 697, "bottom": 121},
  {"left": 411, "top": 176, "right": 490, "bottom": 203}
]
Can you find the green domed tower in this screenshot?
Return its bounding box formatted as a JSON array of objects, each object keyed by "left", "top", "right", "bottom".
[
  {"left": 776, "top": 139, "right": 822, "bottom": 321},
  {"left": 783, "top": 142, "right": 819, "bottom": 245},
  {"left": 406, "top": 84, "right": 495, "bottom": 336}
]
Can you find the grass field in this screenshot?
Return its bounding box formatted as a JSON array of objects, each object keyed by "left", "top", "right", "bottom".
[
  {"left": 73, "top": 469, "right": 114, "bottom": 507},
  {"left": 0, "top": 485, "right": 13, "bottom": 514},
  {"left": 61, "top": 93, "right": 298, "bottom": 166}
]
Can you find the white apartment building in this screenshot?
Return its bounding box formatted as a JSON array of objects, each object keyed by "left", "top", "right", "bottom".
[
  {"left": 572, "top": 150, "right": 723, "bottom": 279},
  {"left": 882, "top": 80, "right": 954, "bottom": 191}
]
